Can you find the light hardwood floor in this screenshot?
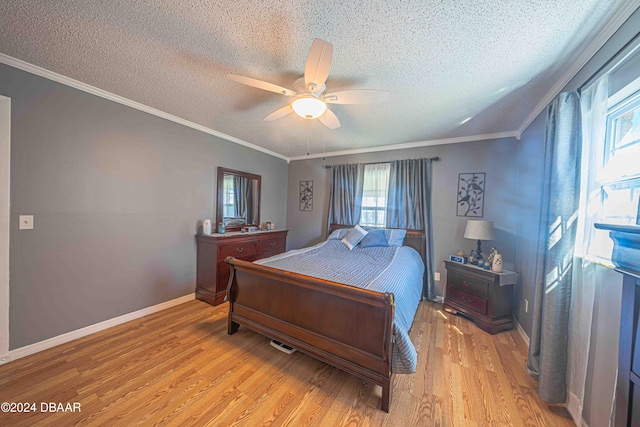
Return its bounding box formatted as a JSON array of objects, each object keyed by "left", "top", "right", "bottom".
[{"left": 0, "top": 300, "right": 574, "bottom": 426}]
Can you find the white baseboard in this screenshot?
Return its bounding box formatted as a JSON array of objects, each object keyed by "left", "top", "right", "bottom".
[
  {"left": 513, "top": 316, "right": 530, "bottom": 348},
  {"left": 0, "top": 293, "right": 195, "bottom": 365}
]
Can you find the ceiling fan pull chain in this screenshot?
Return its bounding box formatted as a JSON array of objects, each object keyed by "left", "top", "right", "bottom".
[
  {"left": 307, "top": 120, "right": 310, "bottom": 156},
  {"left": 323, "top": 113, "right": 326, "bottom": 160}
]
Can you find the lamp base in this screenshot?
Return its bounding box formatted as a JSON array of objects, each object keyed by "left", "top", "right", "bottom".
[{"left": 474, "top": 240, "right": 484, "bottom": 264}]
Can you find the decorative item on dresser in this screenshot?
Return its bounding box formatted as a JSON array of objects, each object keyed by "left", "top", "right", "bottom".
[
  {"left": 595, "top": 223, "right": 640, "bottom": 427},
  {"left": 195, "top": 229, "right": 288, "bottom": 306},
  {"left": 443, "top": 260, "right": 518, "bottom": 334}
]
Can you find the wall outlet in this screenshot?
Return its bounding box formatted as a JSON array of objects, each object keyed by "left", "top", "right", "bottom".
[
  {"left": 19, "top": 215, "right": 33, "bottom": 230},
  {"left": 434, "top": 272, "right": 441, "bottom": 281},
  {"left": 524, "top": 299, "right": 529, "bottom": 313}
]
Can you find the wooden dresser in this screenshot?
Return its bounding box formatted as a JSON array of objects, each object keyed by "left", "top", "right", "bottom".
[
  {"left": 196, "top": 230, "right": 288, "bottom": 306},
  {"left": 595, "top": 224, "right": 640, "bottom": 427},
  {"left": 443, "top": 260, "right": 518, "bottom": 334}
]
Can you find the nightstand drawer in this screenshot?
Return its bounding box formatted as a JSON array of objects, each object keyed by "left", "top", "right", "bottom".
[
  {"left": 447, "top": 271, "right": 489, "bottom": 298},
  {"left": 447, "top": 287, "right": 487, "bottom": 315}
]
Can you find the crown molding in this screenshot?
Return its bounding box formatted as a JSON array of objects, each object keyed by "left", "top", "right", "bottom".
[
  {"left": 288, "top": 131, "right": 519, "bottom": 161},
  {"left": 0, "top": 53, "right": 289, "bottom": 162},
  {"left": 516, "top": 0, "right": 640, "bottom": 137}
]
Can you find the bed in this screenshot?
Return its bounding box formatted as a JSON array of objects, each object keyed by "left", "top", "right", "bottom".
[{"left": 224, "top": 224, "right": 426, "bottom": 412}]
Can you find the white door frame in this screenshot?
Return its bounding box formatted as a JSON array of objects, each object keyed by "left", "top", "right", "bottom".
[{"left": 0, "top": 95, "right": 10, "bottom": 362}]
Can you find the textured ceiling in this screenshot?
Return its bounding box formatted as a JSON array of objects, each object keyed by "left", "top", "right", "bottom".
[{"left": 0, "top": 0, "right": 632, "bottom": 158}]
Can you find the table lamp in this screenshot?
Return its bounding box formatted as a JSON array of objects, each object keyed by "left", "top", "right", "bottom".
[{"left": 464, "top": 220, "right": 495, "bottom": 264}]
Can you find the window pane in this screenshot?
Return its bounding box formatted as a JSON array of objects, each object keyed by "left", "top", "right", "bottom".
[
  {"left": 601, "top": 178, "right": 640, "bottom": 225},
  {"left": 606, "top": 93, "right": 640, "bottom": 184},
  {"left": 359, "top": 163, "right": 390, "bottom": 227},
  {"left": 611, "top": 102, "right": 640, "bottom": 152}
]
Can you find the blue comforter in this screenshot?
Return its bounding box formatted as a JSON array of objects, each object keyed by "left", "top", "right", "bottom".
[{"left": 255, "top": 238, "right": 424, "bottom": 374}]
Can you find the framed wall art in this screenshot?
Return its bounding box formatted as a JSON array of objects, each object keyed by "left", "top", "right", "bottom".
[
  {"left": 299, "top": 180, "right": 313, "bottom": 211},
  {"left": 457, "top": 173, "right": 485, "bottom": 217}
]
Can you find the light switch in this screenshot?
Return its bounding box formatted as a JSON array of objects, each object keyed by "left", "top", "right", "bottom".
[
  {"left": 434, "top": 272, "right": 441, "bottom": 281},
  {"left": 19, "top": 215, "right": 33, "bottom": 230}
]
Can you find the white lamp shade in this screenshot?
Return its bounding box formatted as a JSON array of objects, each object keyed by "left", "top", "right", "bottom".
[
  {"left": 464, "top": 220, "right": 495, "bottom": 240},
  {"left": 292, "top": 97, "right": 327, "bottom": 119}
]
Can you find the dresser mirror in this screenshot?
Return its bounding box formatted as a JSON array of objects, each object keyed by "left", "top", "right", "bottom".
[{"left": 216, "top": 167, "right": 261, "bottom": 231}]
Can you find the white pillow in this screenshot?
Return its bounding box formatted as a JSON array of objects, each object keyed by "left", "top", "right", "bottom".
[{"left": 341, "top": 225, "right": 368, "bottom": 250}]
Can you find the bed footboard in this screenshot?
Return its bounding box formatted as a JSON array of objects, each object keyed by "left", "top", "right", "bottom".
[{"left": 225, "top": 256, "right": 395, "bottom": 412}]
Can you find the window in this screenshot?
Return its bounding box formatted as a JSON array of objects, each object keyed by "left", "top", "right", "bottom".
[
  {"left": 359, "top": 163, "right": 390, "bottom": 227},
  {"left": 601, "top": 78, "right": 640, "bottom": 226},
  {"left": 587, "top": 75, "right": 640, "bottom": 264}
]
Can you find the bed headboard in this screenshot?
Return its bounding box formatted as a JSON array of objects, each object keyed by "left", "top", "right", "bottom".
[{"left": 328, "top": 224, "right": 426, "bottom": 268}]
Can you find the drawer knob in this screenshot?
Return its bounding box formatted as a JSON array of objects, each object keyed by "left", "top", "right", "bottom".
[
  {"left": 236, "top": 247, "right": 244, "bottom": 253},
  {"left": 462, "top": 297, "right": 471, "bottom": 303},
  {"left": 270, "top": 242, "right": 276, "bottom": 246},
  {"left": 462, "top": 280, "right": 470, "bottom": 287}
]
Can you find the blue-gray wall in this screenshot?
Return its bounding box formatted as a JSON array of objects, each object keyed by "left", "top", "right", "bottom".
[
  {"left": 288, "top": 8, "right": 639, "bottom": 426},
  {"left": 513, "top": 8, "right": 640, "bottom": 427},
  {"left": 287, "top": 137, "right": 520, "bottom": 299},
  {"left": 1, "top": 63, "right": 288, "bottom": 349}
]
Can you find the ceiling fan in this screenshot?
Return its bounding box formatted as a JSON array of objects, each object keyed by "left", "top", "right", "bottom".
[{"left": 227, "top": 39, "right": 389, "bottom": 129}]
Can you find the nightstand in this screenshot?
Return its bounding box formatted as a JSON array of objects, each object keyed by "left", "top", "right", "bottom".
[{"left": 443, "top": 260, "right": 518, "bottom": 334}]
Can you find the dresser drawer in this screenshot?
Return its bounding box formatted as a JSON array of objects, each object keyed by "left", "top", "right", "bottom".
[
  {"left": 217, "top": 273, "right": 230, "bottom": 294},
  {"left": 447, "top": 271, "right": 489, "bottom": 298},
  {"left": 258, "top": 237, "right": 285, "bottom": 254},
  {"left": 447, "top": 287, "right": 488, "bottom": 315},
  {"left": 218, "top": 241, "right": 258, "bottom": 259},
  {"left": 218, "top": 254, "right": 258, "bottom": 276}
]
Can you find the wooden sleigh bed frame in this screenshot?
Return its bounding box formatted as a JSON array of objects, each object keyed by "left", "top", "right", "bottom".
[{"left": 224, "top": 224, "right": 426, "bottom": 412}]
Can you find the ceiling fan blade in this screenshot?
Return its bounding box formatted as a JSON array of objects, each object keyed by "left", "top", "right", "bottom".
[
  {"left": 227, "top": 74, "right": 296, "bottom": 96},
  {"left": 324, "top": 89, "right": 389, "bottom": 105},
  {"left": 318, "top": 108, "right": 341, "bottom": 129},
  {"left": 304, "top": 39, "right": 333, "bottom": 93},
  {"left": 263, "top": 105, "right": 293, "bottom": 121}
]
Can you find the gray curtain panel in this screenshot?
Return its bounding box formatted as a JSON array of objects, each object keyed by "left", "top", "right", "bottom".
[
  {"left": 233, "top": 175, "right": 253, "bottom": 223},
  {"left": 527, "top": 91, "right": 582, "bottom": 403},
  {"left": 386, "top": 158, "right": 436, "bottom": 300},
  {"left": 233, "top": 175, "right": 245, "bottom": 219},
  {"left": 327, "top": 164, "right": 365, "bottom": 229}
]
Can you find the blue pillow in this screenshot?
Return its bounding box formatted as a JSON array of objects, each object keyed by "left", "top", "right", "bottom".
[
  {"left": 327, "top": 228, "right": 348, "bottom": 240},
  {"left": 387, "top": 229, "right": 407, "bottom": 247},
  {"left": 358, "top": 229, "right": 389, "bottom": 248},
  {"left": 362, "top": 227, "right": 407, "bottom": 246}
]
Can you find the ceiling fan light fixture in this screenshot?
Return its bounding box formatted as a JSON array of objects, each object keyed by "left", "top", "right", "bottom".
[{"left": 292, "top": 97, "right": 327, "bottom": 119}]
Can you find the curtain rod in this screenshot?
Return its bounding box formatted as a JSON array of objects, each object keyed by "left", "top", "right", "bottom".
[
  {"left": 324, "top": 157, "right": 440, "bottom": 169},
  {"left": 580, "top": 31, "right": 640, "bottom": 92}
]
